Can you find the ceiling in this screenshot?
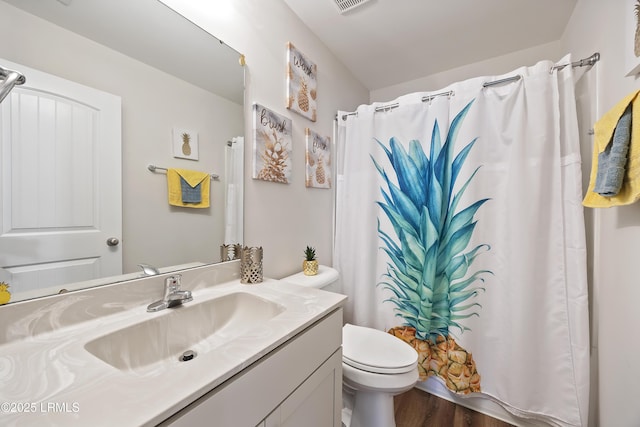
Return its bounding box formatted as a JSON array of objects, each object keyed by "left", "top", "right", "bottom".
[{"left": 283, "top": 0, "right": 577, "bottom": 91}]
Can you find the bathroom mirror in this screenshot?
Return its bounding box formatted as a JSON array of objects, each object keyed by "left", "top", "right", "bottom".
[{"left": 0, "top": 0, "right": 244, "bottom": 304}]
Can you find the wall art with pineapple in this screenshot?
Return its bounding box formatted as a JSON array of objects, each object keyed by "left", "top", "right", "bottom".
[
  {"left": 252, "top": 103, "right": 292, "bottom": 184},
  {"left": 373, "top": 100, "right": 492, "bottom": 395},
  {"left": 172, "top": 128, "right": 199, "bottom": 160},
  {"left": 627, "top": 0, "right": 640, "bottom": 75},
  {"left": 305, "top": 128, "right": 331, "bottom": 189},
  {"left": 286, "top": 42, "right": 317, "bottom": 122}
]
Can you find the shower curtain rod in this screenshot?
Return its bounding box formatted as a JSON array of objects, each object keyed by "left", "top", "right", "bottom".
[
  {"left": 338, "top": 90, "right": 454, "bottom": 121},
  {"left": 481, "top": 52, "right": 601, "bottom": 89},
  {"left": 0, "top": 65, "right": 26, "bottom": 104},
  {"left": 0, "top": 66, "right": 26, "bottom": 85},
  {"left": 551, "top": 52, "right": 600, "bottom": 71},
  {"left": 337, "top": 52, "right": 600, "bottom": 121}
]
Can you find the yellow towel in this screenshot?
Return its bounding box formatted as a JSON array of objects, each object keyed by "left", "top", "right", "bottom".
[
  {"left": 167, "top": 168, "right": 210, "bottom": 208},
  {"left": 583, "top": 90, "right": 640, "bottom": 207}
]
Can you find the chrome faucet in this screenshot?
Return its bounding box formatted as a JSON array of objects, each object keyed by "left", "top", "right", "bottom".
[{"left": 147, "top": 274, "right": 193, "bottom": 312}]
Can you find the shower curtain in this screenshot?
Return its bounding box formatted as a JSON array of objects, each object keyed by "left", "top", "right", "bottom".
[
  {"left": 334, "top": 56, "right": 589, "bottom": 427},
  {"left": 224, "top": 136, "right": 244, "bottom": 244}
]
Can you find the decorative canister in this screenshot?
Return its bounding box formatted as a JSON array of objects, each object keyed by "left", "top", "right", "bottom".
[
  {"left": 221, "top": 243, "right": 243, "bottom": 262},
  {"left": 240, "top": 246, "right": 263, "bottom": 284}
]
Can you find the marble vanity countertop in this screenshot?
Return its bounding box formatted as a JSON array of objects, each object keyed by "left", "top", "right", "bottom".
[{"left": 0, "top": 277, "right": 346, "bottom": 426}]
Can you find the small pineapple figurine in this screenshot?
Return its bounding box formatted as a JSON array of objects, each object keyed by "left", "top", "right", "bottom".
[
  {"left": 0, "top": 282, "right": 11, "bottom": 305},
  {"left": 298, "top": 78, "right": 310, "bottom": 112},
  {"left": 181, "top": 132, "right": 192, "bottom": 156},
  {"left": 303, "top": 246, "right": 318, "bottom": 276}
]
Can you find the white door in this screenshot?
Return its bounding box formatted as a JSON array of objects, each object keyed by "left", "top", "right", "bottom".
[{"left": 0, "top": 59, "right": 122, "bottom": 301}]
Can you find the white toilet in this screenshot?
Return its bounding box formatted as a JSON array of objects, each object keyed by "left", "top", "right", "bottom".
[{"left": 281, "top": 266, "right": 419, "bottom": 427}]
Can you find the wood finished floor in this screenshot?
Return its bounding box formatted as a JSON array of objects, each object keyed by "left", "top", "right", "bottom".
[{"left": 394, "top": 388, "right": 515, "bottom": 427}]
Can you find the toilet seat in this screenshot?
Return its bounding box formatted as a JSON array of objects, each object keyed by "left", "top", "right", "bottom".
[
  {"left": 342, "top": 324, "right": 418, "bottom": 374},
  {"left": 342, "top": 362, "right": 419, "bottom": 395}
]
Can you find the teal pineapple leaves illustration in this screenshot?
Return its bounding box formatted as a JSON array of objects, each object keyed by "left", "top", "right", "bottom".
[{"left": 372, "top": 100, "right": 492, "bottom": 394}]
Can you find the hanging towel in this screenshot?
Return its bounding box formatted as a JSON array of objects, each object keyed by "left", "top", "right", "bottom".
[
  {"left": 593, "top": 104, "right": 632, "bottom": 196},
  {"left": 180, "top": 177, "right": 202, "bottom": 203},
  {"left": 167, "top": 168, "right": 210, "bottom": 208},
  {"left": 583, "top": 90, "right": 640, "bottom": 207}
]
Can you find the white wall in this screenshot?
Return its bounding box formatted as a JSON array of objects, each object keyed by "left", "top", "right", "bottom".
[
  {"left": 159, "top": 0, "right": 369, "bottom": 279},
  {"left": 0, "top": 2, "right": 243, "bottom": 275}
]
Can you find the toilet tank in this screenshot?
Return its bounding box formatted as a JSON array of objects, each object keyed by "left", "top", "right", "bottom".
[{"left": 280, "top": 265, "right": 342, "bottom": 293}]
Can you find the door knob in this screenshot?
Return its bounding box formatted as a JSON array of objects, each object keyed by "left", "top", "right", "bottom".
[{"left": 106, "top": 237, "right": 120, "bottom": 246}]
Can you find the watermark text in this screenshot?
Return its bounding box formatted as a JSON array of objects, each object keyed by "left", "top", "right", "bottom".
[{"left": 1, "top": 402, "right": 80, "bottom": 414}]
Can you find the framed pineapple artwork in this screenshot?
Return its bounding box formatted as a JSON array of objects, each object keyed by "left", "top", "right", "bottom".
[
  {"left": 626, "top": 0, "right": 640, "bottom": 76},
  {"left": 172, "top": 128, "right": 199, "bottom": 160},
  {"left": 252, "top": 103, "right": 292, "bottom": 184},
  {"left": 286, "top": 42, "right": 317, "bottom": 122},
  {"left": 305, "top": 128, "right": 331, "bottom": 189}
]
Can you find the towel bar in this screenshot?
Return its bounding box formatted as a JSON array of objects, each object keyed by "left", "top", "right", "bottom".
[{"left": 147, "top": 164, "right": 219, "bottom": 180}]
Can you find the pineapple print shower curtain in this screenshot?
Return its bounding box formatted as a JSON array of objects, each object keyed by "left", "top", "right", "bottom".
[{"left": 334, "top": 56, "right": 589, "bottom": 427}]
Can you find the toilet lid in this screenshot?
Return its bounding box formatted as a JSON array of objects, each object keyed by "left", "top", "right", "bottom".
[{"left": 342, "top": 324, "right": 418, "bottom": 374}]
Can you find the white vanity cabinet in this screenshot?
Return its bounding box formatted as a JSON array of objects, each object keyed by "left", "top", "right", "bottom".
[
  {"left": 260, "top": 349, "right": 341, "bottom": 427},
  {"left": 162, "top": 308, "right": 343, "bottom": 427}
]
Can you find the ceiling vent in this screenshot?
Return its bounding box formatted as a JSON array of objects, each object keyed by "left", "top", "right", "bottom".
[{"left": 333, "top": 0, "right": 372, "bottom": 14}]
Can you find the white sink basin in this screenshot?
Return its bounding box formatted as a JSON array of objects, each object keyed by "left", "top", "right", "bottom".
[{"left": 84, "top": 292, "right": 285, "bottom": 372}]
